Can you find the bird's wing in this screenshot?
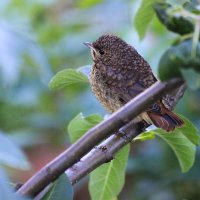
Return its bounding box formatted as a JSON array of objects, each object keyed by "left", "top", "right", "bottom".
[
  {"left": 109, "top": 70, "right": 157, "bottom": 103},
  {"left": 115, "top": 81, "right": 146, "bottom": 103},
  {"left": 110, "top": 78, "right": 184, "bottom": 131}
]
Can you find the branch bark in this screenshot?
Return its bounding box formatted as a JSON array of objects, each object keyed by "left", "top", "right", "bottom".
[
  {"left": 16, "top": 79, "right": 184, "bottom": 198},
  {"left": 34, "top": 121, "right": 146, "bottom": 200},
  {"left": 66, "top": 120, "right": 147, "bottom": 185}
]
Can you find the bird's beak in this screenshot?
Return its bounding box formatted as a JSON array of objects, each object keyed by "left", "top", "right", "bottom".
[
  {"left": 83, "top": 42, "right": 96, "bottom": 51},
  {"left": 84, "top": 42, "right": 97, "bottom": 61}
]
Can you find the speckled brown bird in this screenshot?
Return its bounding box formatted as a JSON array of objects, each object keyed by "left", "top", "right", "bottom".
[{"left": 84, "top": 35, "right": 184, "bottom": 132}]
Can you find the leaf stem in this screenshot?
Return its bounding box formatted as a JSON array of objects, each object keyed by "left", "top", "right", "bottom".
[
  {"left": 174, "top": 7, "right": 200, "bottom": 57},
  {"left": 179, "top": 33, "right": 193, "bottom": 42},
  {"left": 192, "top": 19, "right": 200, "bottom": 58}
]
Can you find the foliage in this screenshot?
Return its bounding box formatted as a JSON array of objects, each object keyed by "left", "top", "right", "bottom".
[
  {"left": 68, "top": 113, "right": 102, "bottom": 143},
  {"left": 0, "top": 131, "right": 30, "bottom": 170},
  {"left": 77, "top": 0, "right": 104, "bottom": 8},
  {"left": 134, "top": 0, "right": 160, "bottom": 40},
  {"left": 135, "top": 1, "right": 200, "bottom": 89},
  {"left": 0, "top": 168, "right": 30, "bottom": 200},
  {"left": 154, "top": 2, "right": 194, "bottom": 35},
  {"left": 0, "top": 0, "right": 200, "bottom": 199},
  {"left": 0, "top": 131, "right": 30, "bottom": 199},
  {"left": 49, "top": 69, "right": 88, "bottom": 90},
  {"left": 65, "top": 108, "right": 199, "bottom": 199},
  {"left": 50, "top": 1, "right": 200, "bottom": 198},
  {"left": 67, "top": 113, "right": 130, "bottom": 200},
  {"left": 42, "top": 174, "right": 73, "bottom": 200},
  {"left": 158, "top": 40, "right": 200, "bottom": 83},
  {"left": 89, "top": 145, "right": 130, "bottom": 200},
  {"left": 136, "top": 115, "right": 199, "bottom": 172}
]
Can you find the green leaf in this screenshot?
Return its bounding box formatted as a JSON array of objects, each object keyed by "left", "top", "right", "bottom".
[
  {"left": 181, "top": 68, "right": 200, "bottom": 90},
  {"left": 155, "top": 129, "right": 196, "bottom": 173},
  {"left": 89, "top": 145, "right": 130, "bottom": 200},
  {"left": 0, "top": 131, "right": 30, "bottom": 170},
  {"left": 76, "top": 0, "right": 103, "bottom": 8},
  {"left": 184, "top": 1, "right": 200, "bottom": 14},
  {"left": 68, "top": 113, "right": 103, "bottom": 143},
  {"left": 134, "top": 131, "right": 155, "bottom": 141},
  {"left": 154, "top": 2, "right": 194, "bottom": 35},
  {"left": 49, "top": 68, "right": 88, "bottom": 90},
  {"left": 152, "top": 116, "right": 199, "bottom": 172},
  {"left": 158, "top": 45, "right": 183, "bottom": 81},
  {"left": 166, "top": 0, "right": 189, "bottom": 6},
  {"left": 178, "top": 115, "right": 200, "bottom": 146},
  {"left": 135, "top": 115, "right": 199, "bottom": 144},
  {"left": 136, "top": 116, "right": 199, "bottom": 172},
  {"left": 134, "top": 0, "right": 158, "bottom": 40},
  {"left": 158, "top": 40, "right": 200, "bottom": 82},
  {"left": 42, "top": 174, "right": 73, "bottom": 200}
]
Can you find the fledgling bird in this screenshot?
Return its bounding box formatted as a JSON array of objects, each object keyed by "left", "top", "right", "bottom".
[{"left": 84, "top": 35, "right": 184, "bottom": 132}]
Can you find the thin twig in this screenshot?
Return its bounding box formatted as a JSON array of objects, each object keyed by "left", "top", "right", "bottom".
[{"left": 16, "top": 79, "right": 184, "bottom": 198}]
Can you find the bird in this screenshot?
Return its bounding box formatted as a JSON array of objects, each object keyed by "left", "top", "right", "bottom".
[{"left": 84, "top": 35, "right": 184, "bottom": 132}]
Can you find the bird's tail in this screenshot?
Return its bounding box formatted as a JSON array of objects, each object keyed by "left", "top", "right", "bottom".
[{"left": 147, "top": 104, "right": 184, "bottom": 132}]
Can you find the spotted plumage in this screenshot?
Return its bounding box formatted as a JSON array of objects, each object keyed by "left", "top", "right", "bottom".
[{"left": 84, "top": 35, "right": 184, "bottom": 132}]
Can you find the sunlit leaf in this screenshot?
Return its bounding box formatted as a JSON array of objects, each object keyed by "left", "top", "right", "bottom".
[
  {"left": 68, "top": 113, "right": 103, "bottom": 143},
  {"left": 134, "top": 131, "right": 155, "bottom": 141},
  {"left": 134, "top": 0, "right": 159, "bottom": 40},
  {"left": 49, "top": 69, "right": 88, "bottom": 90},
  {"left": 155, "top": 128, "right": 196, "bottom": 173},
  {"left": 135, "top": 115, "right": 199, "bottom": 144},
  {"left": 178, "top": 115, "right": 200, "bottom": 145},
  {"left": 42, "top": 174, "right": 73, "bottom": 200},
  {"left": 77, "top": 0, "right": 103, "bottom": 8},
  {"left": 89, "top": 145, "right": 130, "bottom": 200},
  {"left": 0, "top": 131, "right": 30, "bottom": 170},
  {"left": 135, "top": 116, "right": 199, "bottom": 172},
  {"left": 152, "top": 115, "right": 198, "bottom": 172}
]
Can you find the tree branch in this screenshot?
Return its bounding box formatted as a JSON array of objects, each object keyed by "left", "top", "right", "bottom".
[
  {"left": 34, "top": 121, "right": 145, "bottom": 200},
  {"left": 16, "top": 79, "right": 184, "bottom": 198},
  {"left": 34, "top": 121, "right": 146, "bottom": 200},
  {"left": 66, "top": 120, "right": 146, "bottom": 185}
]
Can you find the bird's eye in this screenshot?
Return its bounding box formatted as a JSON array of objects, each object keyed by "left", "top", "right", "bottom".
[{"left": 99, "top": 49, "right": 105, "bottom": 55}]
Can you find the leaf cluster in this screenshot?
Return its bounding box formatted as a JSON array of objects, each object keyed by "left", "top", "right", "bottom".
[
  {"left": 48, "top": 65, "right": 199, "bottom": 199},
  {"left": 1, "top": 0, "right": 200, "bottom": 199},
  {"left": 42, "top": 1, "right": 200, "bottom": 199},
  {"left": 134, "top": 0, "right": 200, "bottom": 90}
]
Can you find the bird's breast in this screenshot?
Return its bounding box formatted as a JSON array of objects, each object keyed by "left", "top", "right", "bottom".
[{"left": 90, "top": 66, "right": 122, "bottom": 112}]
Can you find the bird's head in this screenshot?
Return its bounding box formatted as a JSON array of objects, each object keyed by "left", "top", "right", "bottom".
[{"left": 84, "top": 35, "right": 131, "bottom": 65}]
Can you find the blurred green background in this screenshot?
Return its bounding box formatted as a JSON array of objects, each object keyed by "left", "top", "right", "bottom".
[{"left": 0, "top": 0, "right": 199, "bottom": 199}]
